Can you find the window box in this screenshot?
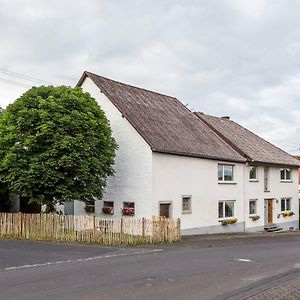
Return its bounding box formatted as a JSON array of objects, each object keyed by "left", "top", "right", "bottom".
[
  {"left": 250, "top": 215, "right": 260, "bottom": 221},
  {"left": 102, "top": 206, "right": 114, "bottom": 215},
  {"left": 220, "top": 218, "right": 238, "bottom": 225},
  {"left": 121, "top": 207, "right": 135, "bottom": 216},
  {"left": 282, "top": 211, "right": 294, "bottom": 217}
]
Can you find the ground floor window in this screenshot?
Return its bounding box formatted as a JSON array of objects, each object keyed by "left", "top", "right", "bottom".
[
  {"left": 84, "top": 199, "right": 95, "bottom": 213},
  {"left": 182, "top": 196, "right": 192, "bottom": 213},
  {"left": 218, "top": 201, "right": 234, "bottom": 218},
  {"left": 102, "top": 201, "right": 114, "bottom": 214},
  {"left": 122, "top": 202, "right": 135, "bottom": 216},
  {"left": 249, "top": 199, "right": 257, "bottom": 215},
  {"left": 281, "top": 198, "right": 291, "bottom": 211}
]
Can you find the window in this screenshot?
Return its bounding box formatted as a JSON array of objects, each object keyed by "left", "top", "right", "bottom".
[
  {"left": 182, "top": 196, "right": 192, "bottom": 213},
  {"left": 280, "top": 169, "right": 291, "bottom": 181},
  {"left": 218, "top": 201, "right": 235, "bottom": 218},
  {"left": 122, "top": 202, "right": 135, "bottom": 216},
  {"left": 218, "top": 164, "right": 233, "bottom": 182},
  {"left": 249, "top": 199, "right": 257, "bottom": 215},
  {"left": 84, "top": 199, "right": 95, "bottom": 213},
  {"left": 249, "top": 166, "right": 257, "bottom": 181},
  {"left": 102, "top": 201, "right": 114, "bottom": 214},
  {"left": 264, "top": 167, "right": 269, "bottom": 191},
  {"left": 281, "top": 198, "right": 291, "bottom": 211}
]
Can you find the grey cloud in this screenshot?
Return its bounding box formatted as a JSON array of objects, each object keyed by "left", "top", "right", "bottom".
[{"left": 1, "top": 0, "right": 300, "bottom": 152}]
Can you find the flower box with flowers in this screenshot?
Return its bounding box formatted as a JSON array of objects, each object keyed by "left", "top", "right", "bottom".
[
  {"left": 121, "top": 207, "right": 135, "bottom": 216},
  {"left": 102, "top": 206, "right": 114, "bottom": 215},
  {"left": 282, "top": 211, "right": 294, "bottom": 217},
  {"left": 220, "top": 217, "right": 238, "bottom": 226}
]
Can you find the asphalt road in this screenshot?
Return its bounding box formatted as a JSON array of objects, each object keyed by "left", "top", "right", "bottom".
[{"left": 1, "top": 234, "right": 300, "bottom": 300}]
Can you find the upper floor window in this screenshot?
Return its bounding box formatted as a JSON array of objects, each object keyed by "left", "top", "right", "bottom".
[
  {"left": 249, "top": 166, "right": 257, "bottom": 181},
  {"left": 280, "top": 169, "right": 291, "bottom": 181},
  {"left": 218, "top": 164, "right": 233, "bottom": 182},
  {"left": 281, "top": 198, "right": 291, "bottom": 211}
]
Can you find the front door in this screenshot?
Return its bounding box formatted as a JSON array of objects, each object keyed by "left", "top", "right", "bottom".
[
  {"left": 264, "top": 199, "right": 273, "bottom": 224},
  {"left": 160, "top": 203, "right": 170, "bottom": 218}
]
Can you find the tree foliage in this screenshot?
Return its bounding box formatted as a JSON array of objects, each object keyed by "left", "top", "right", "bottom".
[{"left": 0, "top": 86, "right": 117, "bottom": 206}]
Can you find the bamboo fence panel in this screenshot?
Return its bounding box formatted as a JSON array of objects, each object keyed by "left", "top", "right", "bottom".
[{"left": 0, "top": 213, "right": 180, "bottom": 245}]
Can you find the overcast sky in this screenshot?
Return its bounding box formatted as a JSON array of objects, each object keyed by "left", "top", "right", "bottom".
[{"left": 1, "top": 0, "right": 300, "bottom": 153}]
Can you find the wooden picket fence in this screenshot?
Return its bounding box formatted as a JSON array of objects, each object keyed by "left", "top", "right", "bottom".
[{"left": 0, "top": 213, "right": 181, "bottom": 245}]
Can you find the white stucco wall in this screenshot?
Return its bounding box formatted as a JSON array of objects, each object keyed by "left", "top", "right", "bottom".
[
  {"left": 152, "top": 152, "right": 246, "bottom": 233},
  {"left": 245, "top": 165, "right": 299, "bottom": 231},
  {"left": 79, "top": 77, "right": 153, "bottom": 219}
]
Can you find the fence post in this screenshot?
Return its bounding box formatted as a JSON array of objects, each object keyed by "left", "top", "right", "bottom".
[{"left": 142, "top": 217, "right": 145, "bottom": 239}]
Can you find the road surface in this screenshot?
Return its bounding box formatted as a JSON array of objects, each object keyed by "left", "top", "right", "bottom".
[{"left": 0, "top": 233, "right": 300, "bottom": 299}]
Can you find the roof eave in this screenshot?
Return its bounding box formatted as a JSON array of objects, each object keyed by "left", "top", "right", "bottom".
[{"left": 152, "top": 149, "right": 246, "bottom": 163}]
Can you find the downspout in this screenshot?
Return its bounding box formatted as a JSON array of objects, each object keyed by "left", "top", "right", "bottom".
[{"left": 244, "top": 161, "right": 247, "bottom": 233}]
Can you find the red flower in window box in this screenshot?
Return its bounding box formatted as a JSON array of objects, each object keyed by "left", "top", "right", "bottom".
[
  {"left": 121, "top": 207, "right": 135, "bottom": 216},
  {"left": 102, "top": 206, "right": 114, "bottom": 215}
]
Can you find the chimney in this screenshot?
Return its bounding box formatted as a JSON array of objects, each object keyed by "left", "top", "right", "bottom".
[{"left": 221, "top": 116, "right": 230, "bottom": 120}]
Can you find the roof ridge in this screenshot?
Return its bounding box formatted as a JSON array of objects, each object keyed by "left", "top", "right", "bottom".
[{"left": 85, "top": 71, "right": 178, "bottom": 100}]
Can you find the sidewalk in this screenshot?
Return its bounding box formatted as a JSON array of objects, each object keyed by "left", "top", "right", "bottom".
[
  {"left": 219, "top": 270, "right": 300, "bottom": 300},
  {"left": 247, "top": 276, "right": 300, "bottom": 299},
  {"left": 182, "top": 230, "right": 300, "bottom": 243}
]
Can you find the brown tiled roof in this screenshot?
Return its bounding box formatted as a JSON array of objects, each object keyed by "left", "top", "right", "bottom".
[
  {"left": 77, "top": 72, "right": 244, "bottom": 162},
  {"left": 195, "top": 112, "right": 300, "bottom": 167}
]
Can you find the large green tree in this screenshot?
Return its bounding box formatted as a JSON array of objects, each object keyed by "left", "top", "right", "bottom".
[{"left": 0, "top": 86, "right": 117, "bottom": 207}]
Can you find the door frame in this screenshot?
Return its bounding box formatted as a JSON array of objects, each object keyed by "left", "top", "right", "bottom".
[{"left": 264, "top": 198, "right": 273, "bottom": 225}]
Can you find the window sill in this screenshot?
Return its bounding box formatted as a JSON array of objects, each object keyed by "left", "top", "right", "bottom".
[
  {"left": 249, "top": 180, "right": 259, "bottom": 182},
  {"left": 280, "top": 180, "right": 293, "bottom": 183},
  {"left": 218, "top": 181, "right": 237, "bottom": 185},
  {"left": 264, "top": 190, "right": 270, "bottom": 193},
  {"left": 182, "top": 211, "right": 192, "bottom": 214}
]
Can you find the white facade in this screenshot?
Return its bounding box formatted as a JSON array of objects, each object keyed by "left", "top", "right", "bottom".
[
  {"left": 74, "top": 78, "right": 299, "bottom": 234},
  {"left": 244, "top": 165, "right": 299, "bottom": 232},
  {"left": 78, "top": 77, "right": 153, "bottom": 219}
]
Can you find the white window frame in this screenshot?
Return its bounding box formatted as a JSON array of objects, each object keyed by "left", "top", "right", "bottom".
[
  {"left": 281, "top": 198, "right": 291, "bottom": 212},
  {"left": 218, "top": 164, "right": 234, "bottom": 182},
  {"left": 280, "top": 168, "right": 292, "bottom": 182},
  {"left": 249, "top": 199, "right": 257, "bottom": 216},
  {"left": 182, "top": 195, "right": 192, "bottom": 214},
  {"left": 218, "top": 200, "right": 235, "bottom": 219},
  {"left": 249, "top": 166, "right": 258, "bottom": 181}
]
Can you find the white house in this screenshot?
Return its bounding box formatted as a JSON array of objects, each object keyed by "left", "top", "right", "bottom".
[{"left": 66, "top": 71, "right": 300, "bottom": 234}]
